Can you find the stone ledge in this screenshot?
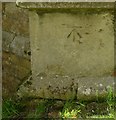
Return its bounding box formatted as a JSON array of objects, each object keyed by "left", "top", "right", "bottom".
[
  {"left": 16, "top": 2, "right": 114, "bottom": 9},
  {"left": 17, "top": 76, "right": 116, "bottom": 101}
]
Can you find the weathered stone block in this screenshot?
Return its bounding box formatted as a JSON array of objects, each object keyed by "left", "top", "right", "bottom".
[
  {"left": 2, "top": 31, "right": 15, "bottom": 52},
  {"left": 77, "top": 76, "right": 115, "bottom": 101},
  {"left": 29, "top": 10, "right": 114, "bottom": 99},
  {"left": 2, "top": 3, "right": 31, "bottom": 99},
  {"left": 10, "top": 35, "right": 31, "bottom": 59},
  {"left": 2, "top": 51, "right": 31, "bottom": 99},
  {"left": 17, "top": 2, "right": 115, "bottom": 100},
  {"left": 2, "top": 3, "right": 29, "bottom": 36},
  {"left": 2, "top": 31, "right": 31, "bottom": 59}
]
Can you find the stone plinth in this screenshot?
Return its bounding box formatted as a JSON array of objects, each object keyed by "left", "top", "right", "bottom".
[{"left": 17, "top": 2, "right": 115, "bottom": 100}]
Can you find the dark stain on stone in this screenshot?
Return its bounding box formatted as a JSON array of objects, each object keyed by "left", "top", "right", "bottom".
[
  {"left": 90, "top": 87, "right": 92, "bottom": 90},
  {"left": 48, "top": 85, "right": 51, "bottom": 89},
  {"left": 24, "top": 50, "right": 31, "bottom": 56},
  {"left": 37, "top": 48, "right": 40, "bottom": 51},
  {"left": 98, "top": 29, "right": 103, "bottom": 32},
  {"left": 2, "top": 3, "right": 6, "bottom": 15},
  {"left": 72, "top": 78, "right": 74, "bottom": 80},
  {"left": 33, "top": 88, "right": 36, "bottom": 91},
  {"left": 30, "top": 76, "right": 32, "bottom": 80},
  {"left": 27, "top": 51, "right": 31, "bottom": 56},
  {"left": 85, "top": 32, "right": 89, "bottom": 35},
  {"left": 26, "top": 81, "right": 32, "bottom": 85},
  {"left": 24, "top": 81, "right": 32, "bottom": 87},
  {"left": 24, "top": 50, "right": 27, "bottom": 54}
]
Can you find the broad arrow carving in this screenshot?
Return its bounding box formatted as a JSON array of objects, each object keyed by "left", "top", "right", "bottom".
[{"left": 67, "top": 29, "right": 83, "bottom": 44}]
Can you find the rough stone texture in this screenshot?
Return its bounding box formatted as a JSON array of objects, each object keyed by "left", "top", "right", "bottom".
[
  {"left": 77, "top": 76, "right": 115, "bottom": 101},
  {"left": 2, "top": 2, "right": 115, "bottom": 101},
  {"left": 11, "top": 35, "right": 31, "bottom": 59},
  {"left": 18, "top": 7, "right": 115, "bottom": 100},
  {"left": 17, "top": 75, "right": 115, "bottom": 101},
  {"left": 2, "top": 3, "right": 31, "bottom": 99},
  {"left": 2, "top": 31, "right": 31, "bottom": 59},
  {"left": 17, "top": 2, "right": 114, "bottom": 9},
  {"left": 2, "top": 51, "right": 31, "bottom": 99},
  {"left": 2, "top": 2, "right": 29, "bottom": 36},
  {"left": 2, "top": 31, "right": 15, "bottom": 52},
  {"left": 16, "top": 0, "right": 115, "bottom": 2}
]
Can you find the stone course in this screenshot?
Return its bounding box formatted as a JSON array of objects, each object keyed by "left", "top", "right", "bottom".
[{"left": 2, "top": 3, "right": 31, "bottom": 99}]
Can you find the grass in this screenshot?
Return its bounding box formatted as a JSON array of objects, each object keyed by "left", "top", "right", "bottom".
[
  {"left": 2, "top": 87, "right": 115, "bottom": 119},
  {"left": 59, "top": 99, "right": 84, "bottom": 118},
  {"left": 2, "top": 99, "right": 22, "bottom": 118},
  {"left": 107, "top": 87, "right": 114, "bottom": 111},
  {"left": 88, "top": 114, "right": 114, "bottom": 118},
  {"left": 27, "top": 99, "right": 55, "bottom": 119},
  {"left": 88, "top": 86, "right": 115, "bottom": 119},
  {"left": 27, "top": 100, "right": 47, "bottom": 119}
]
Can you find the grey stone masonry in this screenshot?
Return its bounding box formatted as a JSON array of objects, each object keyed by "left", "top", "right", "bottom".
[{"left": 17, "top": 2, "right": 115, "bottom": 100}]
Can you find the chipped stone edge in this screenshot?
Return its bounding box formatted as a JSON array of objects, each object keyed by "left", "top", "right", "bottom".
[
  {"left": 17, "top": 76, "right": 116, "bottom": 101},
  {"left": 16, "top": 2, "right": 114, "bottom": 9}
]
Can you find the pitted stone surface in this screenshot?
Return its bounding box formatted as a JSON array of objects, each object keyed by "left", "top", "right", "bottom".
[
  {"left": 2, "top": 31, "right": 15, "bottom": 52},
  {"left": 2, "top": 3, "right": 31, "bottom": 99},
  {"left": 16, "top": 2, "right": 114, "bottom": 9},
  {"left": 16, "top": 2, "right": 115, "bottom": 100},
  {"left": 2, "top": 51, "right": 31, "bottom": 98},
  {"left": 77, "top": 76, "right": 115, "bottom": 101},
  {"left": 3, "top": 3, "right": 29, "bottom": 36},
  {"left": 17, "top": 75, "right": 115, "bottom": 101},
  {"left": 2, "top": 31, "right": 31, "bottom": 59}
]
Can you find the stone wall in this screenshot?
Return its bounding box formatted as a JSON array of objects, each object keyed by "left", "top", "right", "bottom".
[
  {"left": 2, "top": 2, "right": 115, "bottom": 100},
  {"left": 2, "top": 2, "right": 31, "bottom": 99}
]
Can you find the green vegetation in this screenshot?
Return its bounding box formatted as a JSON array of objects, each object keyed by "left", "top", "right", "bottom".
[
  {"left": 88, "top": 114, "right": 114, "bottom": 118},
  {"left": 27, "top": 99, "right": 55, "bottom": 119},
  {"left": 59, "top": 100, "right": 82, "bottom": 118},
  {"left": 2, "top": 88, "right": 115, "bottom": 119},
  {"left": 88, "top": 87, "right": 115, "bottom": 119},
  {"left": 107, "top": 87, "right": 114, "bottom": 112},
  {"left": 27, "top": 100, "right": 47, "bottom": 119},
  {"left": 2, "top": 99, "right": 24, "bottom": 119}
]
